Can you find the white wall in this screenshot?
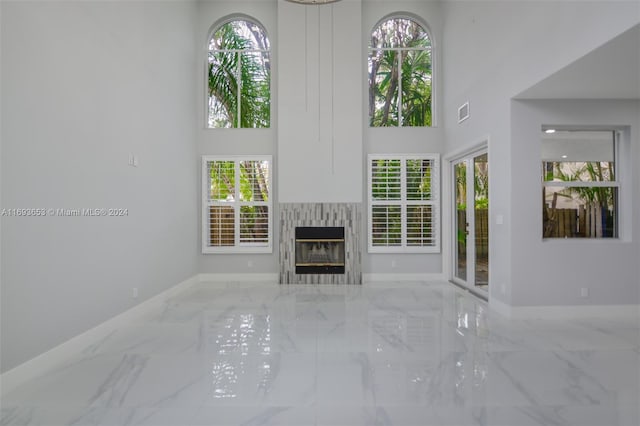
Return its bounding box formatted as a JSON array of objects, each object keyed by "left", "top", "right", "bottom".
[
  {"left": 441, "top": 1, "right": 640, "bottom": 305},
  {"left": 511, "top": 99, "right": 639, "bottom": 306},
  {"left": 0, "top": 1, "right": 199, "bottom": 373},
  {"left": 278, "top": 0, "right": 363, "bottom": 203}
]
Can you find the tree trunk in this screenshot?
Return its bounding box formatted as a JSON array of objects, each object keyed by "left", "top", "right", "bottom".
[{"left": 380, "top": 53, "right": 398, "bottom": 126}]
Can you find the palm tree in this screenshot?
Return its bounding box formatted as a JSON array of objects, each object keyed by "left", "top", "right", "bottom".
[
  {"left": 208, "top": 21, "right": 270, "bottom": 128},
  {"left": 368, "top": 18, "right": 432, "bottom": 127}
]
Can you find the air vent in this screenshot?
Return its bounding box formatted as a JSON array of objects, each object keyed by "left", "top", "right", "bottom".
[{"left": 458, "top": 101, "right": 470, "bottom": 123}]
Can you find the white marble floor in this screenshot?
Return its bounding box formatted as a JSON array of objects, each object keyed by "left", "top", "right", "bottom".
[{"left": 2, "top": 281, "right": 639, "bottom": 426}]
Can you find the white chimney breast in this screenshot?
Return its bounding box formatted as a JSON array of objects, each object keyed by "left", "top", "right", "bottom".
[{"left": 277, "top": 0, "right": 363, "bottom": 203}]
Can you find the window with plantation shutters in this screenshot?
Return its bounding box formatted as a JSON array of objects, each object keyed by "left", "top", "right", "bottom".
[
  {"left": 368, "top": 154, "right": 440, "bottom": 253},
  {"left": 202, "top": 156, "right": 271, "bottom": 253}
]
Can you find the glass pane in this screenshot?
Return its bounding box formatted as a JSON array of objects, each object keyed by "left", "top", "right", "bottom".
[
  {"left": 371, "top": 159, "right": 401, "bottom": 200},
  {"left": 400, "top": 49, "right": 432, "bottom": 127},
  {"left": 542, "top": 130, "right": 615, "bottom": 181},
  {"left": 369, "top": 17, "right": 430, "bottom": 49},
  {"left": 209, "top": 20, "right": 270, "bottom": 129},
  {"left": 209, "top": 206, "right": 235, "bottom": 246},
  {"left": 474, "top": 154, "right": 489, "bottom": 287},
  {"left": 406, "top": 159, "right": 434, "bottom": 200},
  {"left": 211, "top": 20, "right": 270, "bottom": 51},
  {"left": 455, "top": 161, "right": 467, "bottom": 281},
  {"left": 369, "top": 17, "right": 431, "bottom": 128},
  {"left": 368, "top": 50, "right": 399, "bottom": 126},
  {"left": 208, "top": 51, "right": 238, "bottom": 128},
  {"left": 240, "top": 52, "right": 270, "bottom": 128},
  {"left": 240, "top": 206, "right": 269, "bottom": 244},
  {"left": 407, "top": 205, "right": 434, "bottom": 247},
  {"left": 543, "top": 161, "right": 615, "bottom": 182},
  {"left": 542, "top": 186, "right": 617, "bottom": 238},
  {"left": 239, "top": 160, "right": 269, "bottom": 202},
  {"left": 208, "top": 161, "right": 235, "bottom": 201},
  {"left": 371, "top": 205, "right": 402, "bottom": 246}
]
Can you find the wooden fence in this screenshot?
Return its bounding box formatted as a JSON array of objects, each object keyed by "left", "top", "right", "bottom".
[
  {"left": 543, "top": 204, "right": 614, "bottom": 238},
  {"left": 457, "top": 209, "right": 488, "bottom": 257}
]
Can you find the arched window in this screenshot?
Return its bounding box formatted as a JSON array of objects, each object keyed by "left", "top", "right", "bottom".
[
  {"left": 208, "top": 18, "right": 271, "bottom": 128},
  {"left": 368, "top": 16, "right": 432, "bottom": 127}
]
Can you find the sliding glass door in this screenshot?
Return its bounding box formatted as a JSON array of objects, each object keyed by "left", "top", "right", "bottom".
[{"left": 452, "top": 151, "right": 489, "bottom": 292}]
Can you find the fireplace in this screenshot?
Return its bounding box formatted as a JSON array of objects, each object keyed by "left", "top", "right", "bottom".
[
  {"left": 295, "top": 227, "right": 345, "bottom": 274},
  {"left": 280, "top": 203, "right": 361, "bottom": 284}
]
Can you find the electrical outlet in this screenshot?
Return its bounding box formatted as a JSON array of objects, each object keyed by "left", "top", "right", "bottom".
[
  {"left": 132, "top": 287, "right": 138, "bottom": 299},
  {"left": 580, "top": 287, "right": 589, "bottom": 298},
  {"left": 391, "top": 259, "right": 397, "bottom": 268},
  {"left": 247, "top": 260, "right": 253, "bottom": 268},
  {"left": 128, "top": 153, "right": 139, "bottom": 167}
]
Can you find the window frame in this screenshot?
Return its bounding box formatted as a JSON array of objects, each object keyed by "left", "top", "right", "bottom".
[
  {"left": 206, "top": 17, "right": 271, "bottom": 129},
  {"left": 202, "top": 155, "right": 272, "bottom": 253},
  {"left": 541, "top": 129, "right": 620, "bottom": 240},
  {"left": 368, "top": 15, "right": 434, "bottom": 128},
  {"left": 368, "top": 154, "right": 441, "bottom": 253}
]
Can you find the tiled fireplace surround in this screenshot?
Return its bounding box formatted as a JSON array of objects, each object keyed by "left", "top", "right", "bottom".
[{"left": 279, "top": 203, "right": 362, "bottom": 284}]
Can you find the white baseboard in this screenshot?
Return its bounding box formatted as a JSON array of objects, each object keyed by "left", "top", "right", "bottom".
[
  {"left": 363, "top": 273, "right": 445, "bottom": 284},
  {"left": 490, "top": 298, "right": 640, "bottom": 320},
  {"left": 198, "top": 273, "right": 279, "bottom": 283},
  {"left": 489, "top": 296, "right": 512, "bottom": 317},
  {"left": 0, "top": 274, "right": 200, "bottom": 397}
]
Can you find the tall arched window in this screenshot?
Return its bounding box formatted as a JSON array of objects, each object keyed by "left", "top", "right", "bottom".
[
  {"left": 368, "top": 16, "right": 432, "bottom": 127},
  {"left": 208, "top": 18, "right": 271, "bottom": 128}
]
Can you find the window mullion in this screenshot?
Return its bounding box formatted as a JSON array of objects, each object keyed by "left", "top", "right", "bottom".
[
  {"left": 543, "top": 181, "right": 618, "bottom": 188},
  {"left": 397, "top": 49, "right": 402, "bottom": 127},
  {"left": 401, "top": 158, "right": 407, "bottom": 247},
  {"left": 234, "top": 161, "right": 241, "bottom": 247},
  {"left": 236, "top": 51, "right": 242, "bottom": 128}
]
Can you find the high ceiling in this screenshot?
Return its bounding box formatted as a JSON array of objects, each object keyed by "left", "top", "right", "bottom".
[{"left": 516, "top": 24, "right": 640, "bottom": 100}]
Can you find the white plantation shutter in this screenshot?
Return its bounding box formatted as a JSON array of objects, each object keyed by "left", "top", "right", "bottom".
[
  {"left": 368, "top": 154, "right": 440, "bottom": 253},
  {"left": 371, "top": 159, "right": 402, "bottom": 200},
  {"left": 239, "top": 206, "right": 269, "bottom": 244},
  {"left": 202, "top": 156, "right": 272, "bottom": 253}
]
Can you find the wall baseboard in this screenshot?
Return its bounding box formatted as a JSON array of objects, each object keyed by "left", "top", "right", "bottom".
[
  {"left": 490, "top": 298, "right": 640, "bottom": 320},
  {"left": 0, "top": 274, "right": 200, "bottom": 397},
  {"left": 198, "top": 273, "right": 279, "bottom": 283},
  {"left": 363, "top": 273, "right": 445, "bottom": 284}
]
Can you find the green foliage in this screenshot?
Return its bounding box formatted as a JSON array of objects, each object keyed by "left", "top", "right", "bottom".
[
  {"left": 369, "top": 18, "right": 432, "bottom": 127},
  {"left": 455, "top": 157, "right": 488, "bottom": 209},
  {"left": 546, "top": 161, "right": 615, "bottom": 206},
  {"left": 208, "top": 21, "right": 270, "bottom": 128},
  {"left": 475, "top": 198, "right": 488, "bottom": 209}
]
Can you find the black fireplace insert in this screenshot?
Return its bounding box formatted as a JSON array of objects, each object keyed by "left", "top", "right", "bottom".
[{"left": 295, "top": 227, "right": 345, "bottom": 274}]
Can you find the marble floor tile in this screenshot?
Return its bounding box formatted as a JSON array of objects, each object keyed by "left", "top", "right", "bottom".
[{"left": 2, "top": 281, "right": 639, "bottom": 426}]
